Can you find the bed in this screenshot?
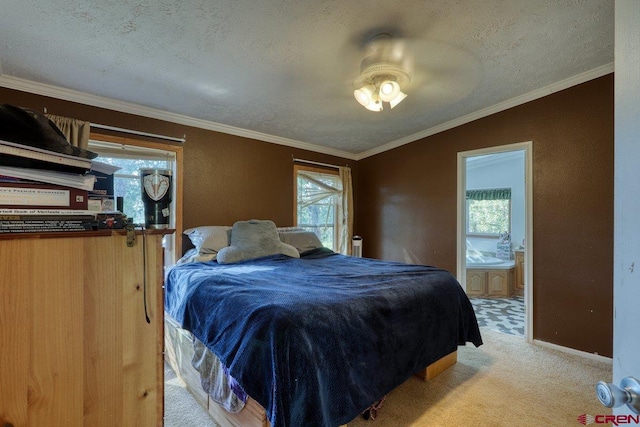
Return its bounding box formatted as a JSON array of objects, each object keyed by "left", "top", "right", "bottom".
[{"left": 164, "top": 220, "right": 482, "bottom": 427}]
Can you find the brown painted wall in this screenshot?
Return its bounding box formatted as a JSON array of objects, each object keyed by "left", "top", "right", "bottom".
[
  {"left": 1, "top": 75, "right": 613, "bottom": 356},
  {"left": 355, "top": 75, "right": 614, "bottom": 356},
  {"left": 178, "top": 128, "right": 357, "bottom": 237},
  {"left": 0, "top": 87, "right": 356, "bottom": 242}
]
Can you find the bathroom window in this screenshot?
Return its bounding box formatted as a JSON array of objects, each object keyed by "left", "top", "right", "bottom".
[{"left": 466, "top": 188, "right": 511, "bottom": 236}]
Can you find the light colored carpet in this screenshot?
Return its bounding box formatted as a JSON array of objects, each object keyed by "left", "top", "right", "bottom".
[
  {"left": 165, "top": 328, "right": 612, "bottom": 427},
  {"left": 164, "top": 363, "right": 218, "bottom": 427}
]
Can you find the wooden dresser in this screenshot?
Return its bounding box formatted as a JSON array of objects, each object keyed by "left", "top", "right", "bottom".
[{"left": 0, "top": 229, "right": 171, "bottom": 427}]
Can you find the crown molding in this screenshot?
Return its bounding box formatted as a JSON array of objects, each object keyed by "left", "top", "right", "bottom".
[
  {"left": 1, "top": 62, "right": 613, "bottom": 162},
  {"left": 354, "top": 62, "right": 615, "bottom": 160},
  {"left": 0, "top": 75, "right": 358, "bottom": 160}
]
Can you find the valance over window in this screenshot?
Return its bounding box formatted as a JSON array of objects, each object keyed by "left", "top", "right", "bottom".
[{"left": 466, "top": 188, "right": 511, "bottom": 201}]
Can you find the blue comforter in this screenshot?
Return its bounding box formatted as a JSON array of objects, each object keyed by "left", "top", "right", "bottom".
[{"left": 165, "top": 248, "right": 482, "bottom": 427}]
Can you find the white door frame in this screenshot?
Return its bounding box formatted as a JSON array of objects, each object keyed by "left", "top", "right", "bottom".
[
  {"left": 456, "top": 141, "right": 534, "bottom": 342},
  {"left": 612, "top": 0, "right": 640, "bottom": 413}
]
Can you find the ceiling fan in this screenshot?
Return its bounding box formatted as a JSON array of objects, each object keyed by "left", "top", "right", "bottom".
[
  {"left": 352, "top": 33, "right": 412, "bottom": 112},
  {"left": 349, "top": 31, "right": 482, "bottom": 113}
]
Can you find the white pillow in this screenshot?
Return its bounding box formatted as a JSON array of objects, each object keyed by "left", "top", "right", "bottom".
[{"left": 183, "top": 226, "right": 231, "bottom": 254}]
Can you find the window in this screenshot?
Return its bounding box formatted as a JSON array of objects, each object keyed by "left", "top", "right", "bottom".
[
  {"left": 91, "top": 153, "right": 172, "bottom": 225},
  {"left": 88, "top": 136, "right": 182, "bottom": 265},
  {"left": 466, "top": 188, "right": 511, "bottom": 236},
  {"left": 294, "top": 165, "right": 342, "bottom": 251}
]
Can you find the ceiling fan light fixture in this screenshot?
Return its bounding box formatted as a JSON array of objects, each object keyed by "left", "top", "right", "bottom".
[
  {"left": 352, "top": 45, "right": 411, "bottom": 112},
  {"left": 364, "top": 98, "right": 383, "bottom": 112},
  {"left": 354, "top": 84, "right": 383, "bottom": 112},
  {"left": 389, "top": 91, "right": 407, "bottom": 109},
  {"left": 378, "top": 79, "right": 400, "bottom": 102},
  {"left": 354, "top": 84, "right": 375, "bottom": 107}
]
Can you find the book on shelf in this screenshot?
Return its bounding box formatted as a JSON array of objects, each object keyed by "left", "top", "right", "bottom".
[
  {"left": 0, "top": 218, "right": 98, "bottom": 233},
  {"left": 0, "top": 206, "right": 97, "bottom": 216},
  {"left": 0, "top": 166, "right": 96, "bottom": 191},
  {"left": 0, "top": 138, "right": 93, "bottom": 174},
  {"left": 0, "top": 213, "right": 96, "bottom": 221},
  {"left": 0, "top": 181, "right": 89, "bottom": 210},
  {"left": 0, "top": 209, "right": 99, "bottom": 233},
  {"left": 0, "top": 207, "right": 97, "bottom": 221},
  {"left": 0, "top": 208, "right": 97, "bottom": 216}
]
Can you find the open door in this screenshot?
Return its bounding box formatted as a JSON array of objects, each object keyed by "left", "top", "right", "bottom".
[{"left": 457, "top": 142, "right": 533, "bottom": 341}]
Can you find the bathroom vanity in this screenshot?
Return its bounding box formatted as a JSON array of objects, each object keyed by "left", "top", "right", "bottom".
[
  {"left": 514, "top": 249, "right": 525, "bottom": 296},
  {"left": 466, "top": 265, "right": 516, "bottom": 297}
]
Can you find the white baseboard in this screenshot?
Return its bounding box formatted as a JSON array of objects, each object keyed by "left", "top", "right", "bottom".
[{"left": 533, "top": 339, "right": 613, "bottom": 364}]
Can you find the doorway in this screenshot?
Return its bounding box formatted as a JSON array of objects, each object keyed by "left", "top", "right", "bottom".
[{"left": 457, "top": 142, "right": 533, "bottom": 341}]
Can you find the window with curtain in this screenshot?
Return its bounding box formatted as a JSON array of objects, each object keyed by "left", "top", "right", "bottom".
[
  {"left": 466, "top": 188, "right": 511, "bottom": 235},
  {"left": 88, "top": 138, "right": 180, "bottom": 265},
  {"left": 295, "top": 165, "right": 342, "bottom": 251},
  {"left": 89, "top": 140, "right": 175, "bottom": 225},
  {"left": 294, "top": 163, "right": 353, "bottom": 254}
]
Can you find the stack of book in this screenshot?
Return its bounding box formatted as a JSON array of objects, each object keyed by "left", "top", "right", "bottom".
[
  {"left": 0, "top": 138, "right": 99, "bottom": 233},
  {"left": 0, "top": 209, "right": 98, "bottom": 233}
]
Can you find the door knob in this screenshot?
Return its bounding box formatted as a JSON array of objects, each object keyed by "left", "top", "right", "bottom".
[{"left": 596, "top": 377, "right": 640, "bottom": 414}]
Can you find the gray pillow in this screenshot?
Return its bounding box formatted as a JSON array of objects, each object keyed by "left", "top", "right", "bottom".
[
  {"left": 278, "top": 230, "right": 324, "bottom": 254},
  {"left": 217, "top": 219, "right": 299, "bottom": 264}
]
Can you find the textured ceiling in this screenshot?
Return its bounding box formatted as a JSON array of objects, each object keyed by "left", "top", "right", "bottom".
[{"left": 0, "top": 1, "right": 614, "bottom": 157}]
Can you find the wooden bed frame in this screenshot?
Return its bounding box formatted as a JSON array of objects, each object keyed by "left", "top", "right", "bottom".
[{"left": 164, "top": 315, "right": 457, "bottom": 427}]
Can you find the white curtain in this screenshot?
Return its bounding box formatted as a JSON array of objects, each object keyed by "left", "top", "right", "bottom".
[
  {"left": 297, "top": 166, "right": 353, "bottom": 255},
  {"left": 339, "top": 166, "right": 353, "bottom": 255},
  {"left": 46, "top": 114, "right": 91, "bottom": 149}
]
